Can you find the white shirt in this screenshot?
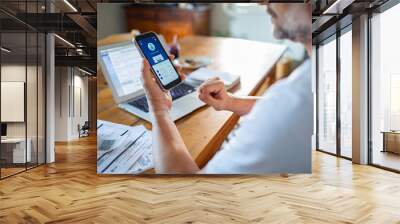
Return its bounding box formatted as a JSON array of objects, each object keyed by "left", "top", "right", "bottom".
[{"left": 202, "top": 59, "right": 312, "bottom": 174}]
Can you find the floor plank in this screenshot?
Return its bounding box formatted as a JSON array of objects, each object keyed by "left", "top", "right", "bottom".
[{"left": 0, "top": 135, "right": 399, "bottom": 223}]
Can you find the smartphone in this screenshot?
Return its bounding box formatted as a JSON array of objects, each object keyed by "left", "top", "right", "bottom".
[{"left": 135, "top": 32, "right": 182, "bottom": 90}]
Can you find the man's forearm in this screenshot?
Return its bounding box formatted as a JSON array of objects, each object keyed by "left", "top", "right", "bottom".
[
  {"left": 227, "top": 96, "right": 261, "bottom": 116},
  {"left": 151, "top": 112, "right": 200, "bottom": 174}
]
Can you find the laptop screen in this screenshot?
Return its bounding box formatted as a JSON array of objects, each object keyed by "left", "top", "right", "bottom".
[{"left": 99, "top": 42, "right": 143, "bottom": 98}]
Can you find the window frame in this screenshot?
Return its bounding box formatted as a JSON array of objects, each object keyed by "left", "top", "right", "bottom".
[
  {"left": 0, "top": 1, "right": 48, "bottom": 180},
  {"left": 315, "top": 22, "right": 353, "bottom": 160},
  {"left": 367, "top": 0, "right": 400, "bottom": 173}
]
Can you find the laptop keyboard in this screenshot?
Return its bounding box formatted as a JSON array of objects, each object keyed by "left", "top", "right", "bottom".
[
  {"left": 127, "top": 83, "right": 196, "bottom": 113},
  {"left": 170, "top": 83, "right": 196, "bottom": 100},
  {"left": 128, "top": 96, "right": 149, "bottom": 113}
]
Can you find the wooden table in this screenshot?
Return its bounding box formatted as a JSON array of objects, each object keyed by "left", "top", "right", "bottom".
[
  {"left": 97, "top": 34, "right": 285, "bottom": 168},
  {"left": 381, "top": 131, "right": 400, "bottom": 154}
]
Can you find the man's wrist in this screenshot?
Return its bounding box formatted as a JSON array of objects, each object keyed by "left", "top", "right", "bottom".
[
  {"left": 229, "top": 95, "right": 260, "bottom": 116},
  {"left": 151, "top": 110, "right": 171, "bottom": 121},
  {"left": 224, "top": 94, "right": 237, "bottom": 111}
]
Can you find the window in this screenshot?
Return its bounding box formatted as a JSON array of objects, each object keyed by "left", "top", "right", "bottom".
[
  {"left": 390, "top": 74, "right": 400, "bottom": 130},
  {"left": 0, "top": 1, "right": 46, "bottom": 179},
  {"left": 316, "top": 26, "right": 353, "bottom": 159},
  {"left": 339, "top": 29, "right": 352, "bottom": 158},
  {"left": 317, "top": 37, "right": 337, "bottom": 154},
  {"left": 370, "top": 2, "right": 400, "bottom": 171}
]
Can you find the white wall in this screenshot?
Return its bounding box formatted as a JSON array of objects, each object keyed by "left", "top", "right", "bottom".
[
  {"left": 210, "top": 3, "right": 306, "bottom": 61},
  {"left": 1, "top": 64, "right": 46, "bottom": 164},
  {"left": 54, "top": 67, "right": 89, "bottom": 141},
  {"left": 97, "top": 3, "right": 128, "bottom": 40},
  {"left": 72, "top": 73, "right": 89, "bottom": 138},
  {"left": 55, "top": 67, "right": 69, "bottom": 141},
  {"left": 1, "top": 65, "right": 26, "bottom": 139},
  {"left": 1, "top": 65, "right": 34, "bottom": 138}
]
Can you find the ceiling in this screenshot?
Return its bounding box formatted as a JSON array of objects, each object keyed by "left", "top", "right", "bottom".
[
  {"left": 312, "top": 0, "right": 390, "bottom": 44},
  {"left": 0, "top": 0, "right": 97, "bottom": 74}
]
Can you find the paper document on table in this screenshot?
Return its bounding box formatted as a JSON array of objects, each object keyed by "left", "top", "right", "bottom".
[
  {"left": 187, "top": 67, "right": 240, "bottom": 90},
  {"left": 97, "top": 120, "right": 153, "bottom": 174}
]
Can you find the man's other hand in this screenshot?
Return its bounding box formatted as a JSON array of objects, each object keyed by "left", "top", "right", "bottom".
[{"left": 198, "top": 77, "right": 234, "bottom": 111}]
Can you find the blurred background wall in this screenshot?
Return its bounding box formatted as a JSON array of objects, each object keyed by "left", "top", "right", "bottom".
[{"left": 97, "top": 3, "right": 306, "bottom": 61}]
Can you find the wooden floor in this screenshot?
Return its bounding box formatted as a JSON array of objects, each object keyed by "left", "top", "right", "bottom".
[
  {"left": 1, "top": 167, "right": 26, "bottom": 178},
  {"left": 0, "top": 136, "right": 400, "bottom": 223}
]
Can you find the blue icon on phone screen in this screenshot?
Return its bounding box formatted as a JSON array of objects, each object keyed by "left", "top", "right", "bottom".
[{"left": 147, "top": 43, "right": 156, "bottom": 51}]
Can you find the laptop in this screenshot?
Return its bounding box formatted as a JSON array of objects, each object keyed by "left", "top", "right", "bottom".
[{"left": 98, "top": 41, "right": 205, "bottom": 122}]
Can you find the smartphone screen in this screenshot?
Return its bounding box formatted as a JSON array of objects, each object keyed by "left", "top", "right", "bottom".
[{"left": 135, "top": 32, "right": 181, "bottom": 90}]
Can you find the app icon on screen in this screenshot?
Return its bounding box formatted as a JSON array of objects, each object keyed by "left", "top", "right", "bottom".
[{"left": 147, "top": 43, "right": 156, "bottom": 51}]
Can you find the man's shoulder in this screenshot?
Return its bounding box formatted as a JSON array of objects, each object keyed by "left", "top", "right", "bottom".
[
  {"left": 272, "top": 59, "right": 311, "bottom": 91},
  {"left": 261, "top": 60, "right": 311, "bottom": 100},
  {"left": 247, "top": 59, "right": 312, "bottom": 120}
]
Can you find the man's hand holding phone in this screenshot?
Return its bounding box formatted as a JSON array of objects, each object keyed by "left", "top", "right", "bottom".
[
  {"left": 135, "top": 32, "right": 182, "bottom": 90},
  {"left": 141, "top": 55, "right": 185, "bottom": 116}
]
